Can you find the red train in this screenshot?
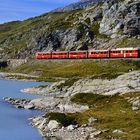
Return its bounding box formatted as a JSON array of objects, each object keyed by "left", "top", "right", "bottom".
[{"left": 35, "top": 48, "right": 140, "bottom": 59}]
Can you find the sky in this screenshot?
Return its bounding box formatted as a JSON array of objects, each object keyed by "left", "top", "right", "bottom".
[{"left": 0, "top": 0, "right": 79, "bottom": 24}]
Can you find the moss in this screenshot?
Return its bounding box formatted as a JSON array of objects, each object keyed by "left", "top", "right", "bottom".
[
  {"left": 57, "top": 78, "right": 79, "bottom": 89},
  {"left": 71, "top": 93, "right": 110, "bottom": 106},
  {"left": 45, "top": 112, "right": 77, "bottom": 127}
]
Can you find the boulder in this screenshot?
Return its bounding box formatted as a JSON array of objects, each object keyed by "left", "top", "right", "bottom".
[
  {"left": 24, "top": 104, "right": 35, "bottom": 109},
  {"left": 67, "top": 125, "right": 76, "bottom": 131},
  {"left": 47, "top": 120, "right": 60, "bottom": 130}
]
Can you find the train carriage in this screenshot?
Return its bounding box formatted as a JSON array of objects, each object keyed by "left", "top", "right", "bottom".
[
  {"left": 35, "top": 48, "right": 140, "bottom": 59},
  {"left": 36, "top": 52, "right": 52, "bottom": 59},
  {"left": 51, "top": 51, "right": 68, "bottom": 59},
  {"left": 110, "top": 48, "right": 139, "bottom": 58},
  {"left": 69, "top": 51, "right": 88, "bottom": 59},
  {"left": 88, "top": 50, "right": 109, "bottom": 58}
]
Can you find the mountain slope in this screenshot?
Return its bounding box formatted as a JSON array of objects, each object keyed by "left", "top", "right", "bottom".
[
  {"left": 0, "top": 0, "right": 139, "bottom": 59},
  {"left": 52, "top": 0, "right": 102, "bottom": 12}
]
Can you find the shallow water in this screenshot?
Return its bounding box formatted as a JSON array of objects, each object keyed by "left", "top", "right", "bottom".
[{"left": 0, "top": 79, "right": 46, "bottom": 140}]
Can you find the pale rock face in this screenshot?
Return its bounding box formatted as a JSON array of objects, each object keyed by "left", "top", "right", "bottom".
[
  {"left": 65, "top": 71, "right": 140, "bottom": 96},
  {"left": 99, "top": 0, "right": 140, "bottom": 38}
]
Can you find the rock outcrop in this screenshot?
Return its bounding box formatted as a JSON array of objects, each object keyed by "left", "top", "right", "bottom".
[
  {"left": 21, "top": 71, "right": 140, "bottom": 97},
  {"left": 99, "top": 0, "right": 140, "bottom": 38},
  {"left": 52, "top": 0, "right": 101, "bottom": 12}
]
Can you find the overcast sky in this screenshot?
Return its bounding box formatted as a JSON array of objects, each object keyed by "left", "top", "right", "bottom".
[{"left": 0, "top": 0, "right": 79, "bottom": 23}]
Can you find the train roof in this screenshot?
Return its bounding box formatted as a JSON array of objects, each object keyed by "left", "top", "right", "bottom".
[
  {"left": 112, "top": 48, "right": 137, "bottom": 50},
  {"left": 88, "top": 49, "right": 109, "bottom": 52}
]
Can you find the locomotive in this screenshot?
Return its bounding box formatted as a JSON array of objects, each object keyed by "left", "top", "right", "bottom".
[{"left": 35, "top": 48, "right": 140, "bottom": 59}]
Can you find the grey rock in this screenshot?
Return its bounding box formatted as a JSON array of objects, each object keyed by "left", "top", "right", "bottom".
[
  {"left": 67, "top": 125, "right": 76, "bottom": 131},
  {"left": 89, "top": 130, "right": 102, "bottom": 138},
  {"left": 88, "top": 117, "right": 97, "bottom": 125},
  {"left": 99, "top": 0, "right": 140, "bottom": 37},
  {"left": 24, "top": 104, "right": 35, "bottom": 109}
]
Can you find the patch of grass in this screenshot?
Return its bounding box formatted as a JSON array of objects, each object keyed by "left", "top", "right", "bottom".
[
  {"left": 45, "top": 112, "right": 77, "bottom": 127},
  {"left": 116, "top": 38, "right": 140, "bottom": 48},
  {"left": 70, "top": 93, "right": 140, "bottom": 139},
  {"left": 57, "top": 78, "right": 79, "bottom": 89},
  {"left": 71, "top": 93, "right": 110, "bottom": 106}
]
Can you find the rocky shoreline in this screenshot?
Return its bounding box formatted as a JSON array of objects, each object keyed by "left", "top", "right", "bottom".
[
  {"left": 3, "top": 70, "right": 140, "bottom": 140},
  {"left": 0, "top": 72, "right": 38, "bottom": 81}
]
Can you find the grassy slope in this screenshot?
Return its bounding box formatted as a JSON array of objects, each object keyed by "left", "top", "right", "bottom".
[
  {"left": 8, "top": 59, "right": 140, "bottom": 82},
  {"left": 0, "top": 10, "right": 82, "bottom": 58},
  {"left": 47, "top": 93, "right": 140, "bottom": 140},
  {"left": 71, "top": 93, "right": 140, "bottom": 140}
]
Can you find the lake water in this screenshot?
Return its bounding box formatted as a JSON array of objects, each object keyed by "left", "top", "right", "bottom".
[{"left": 0, "top": 79, "right": 46, "bottom": 140}]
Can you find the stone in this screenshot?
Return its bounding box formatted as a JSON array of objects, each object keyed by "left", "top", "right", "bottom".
[
  {"left": 132, "top": 106, "right": 139, "bottom": 111},
  {"left": 67, "top": 125, "right": 76, "bottom": 131},
  {"left": 132, "top": 100, "right": 140, "bottom": 106},
  {"left": 112, "top": 129, "right": 124, "bottom": 134},
  {"left": 47, "top": 120, "right": 60, "bottom": 130},
  {"left": 88, "top": 117, "right": 97, "bottom": 125},
  {"left": 90, "top": 130, "right": 102, "bottom": 138}
]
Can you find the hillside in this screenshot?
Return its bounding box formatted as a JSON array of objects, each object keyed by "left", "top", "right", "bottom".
[
  {"left": 52, "top": 0, "right": 101, "bottom": 12},
  {"left": 0, "top": 0, "right": 140, "bottom": 59}
]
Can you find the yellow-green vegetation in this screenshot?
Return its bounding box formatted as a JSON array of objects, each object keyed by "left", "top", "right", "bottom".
[
  {"left": 67, "top": 92, "right": 140, "bottom": 139},
  {"left": 10, "top": 59, "right": 140, "bottom": 82},
  {"left": 116, "top": 38, "right": 140, "bottom": 48}
]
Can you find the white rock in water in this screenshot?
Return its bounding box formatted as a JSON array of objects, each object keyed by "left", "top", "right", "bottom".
[
  {"left": 24, "top": 104, "right": 34, "bottom": 109},
  {"left": 47, "top": 120, "right": 60, "bottom": 130}
]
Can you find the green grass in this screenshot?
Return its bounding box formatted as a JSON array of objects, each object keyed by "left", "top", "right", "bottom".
[
  {"left": 69, "top": 92, "right": 140, "bottom": 139},
  {"left": 9, "top": 59, "right": 140, "bottom": 81}
]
